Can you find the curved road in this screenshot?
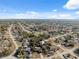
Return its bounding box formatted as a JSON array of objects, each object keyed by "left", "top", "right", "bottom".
[{"left": 1, "top": 24, "right": 18, "bottom": 59}]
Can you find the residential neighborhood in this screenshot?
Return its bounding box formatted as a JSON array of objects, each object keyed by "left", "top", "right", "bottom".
[{"left": 0, "top": 20, "right": 79, "bottom": 59}]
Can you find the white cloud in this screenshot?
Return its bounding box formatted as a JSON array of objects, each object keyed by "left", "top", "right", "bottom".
[
  {"left": 15, "top": 11, "right": 39, "bottom": 19},
  {"left": 16, "top": 13, "right": 74, "bottom": 19},
  {"left": 59, "top": 14, "right": 70, "bottom": 17},
  {"left": 75, "top": 11, "right": 79, "bottom": 19},
  {"left": 52, "top": 9, "right": 57, "bottom": 12},
  {"left": 58, "top": 14, "right": 75, "bottom": 19},
  {"left": 64, "top": 0, "right": 79, "bottom": 9},
  {"left": 47, "top": 15, "right": 57, "bottom": 18},
  {"left": 0, "top": 11, "right": 77, "bottom": 19},
  {"left": 76, "top": 11, "right": 79, "bottom": 14}
]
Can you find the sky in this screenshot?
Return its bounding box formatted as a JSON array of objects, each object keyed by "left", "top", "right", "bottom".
[{"left": 0, "top": 0, "right": 79, "bottom": 19}]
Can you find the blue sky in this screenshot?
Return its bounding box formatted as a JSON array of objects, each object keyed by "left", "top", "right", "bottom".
[{"left": 0, "top": 0, "right": 79, "bottom": 19}]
